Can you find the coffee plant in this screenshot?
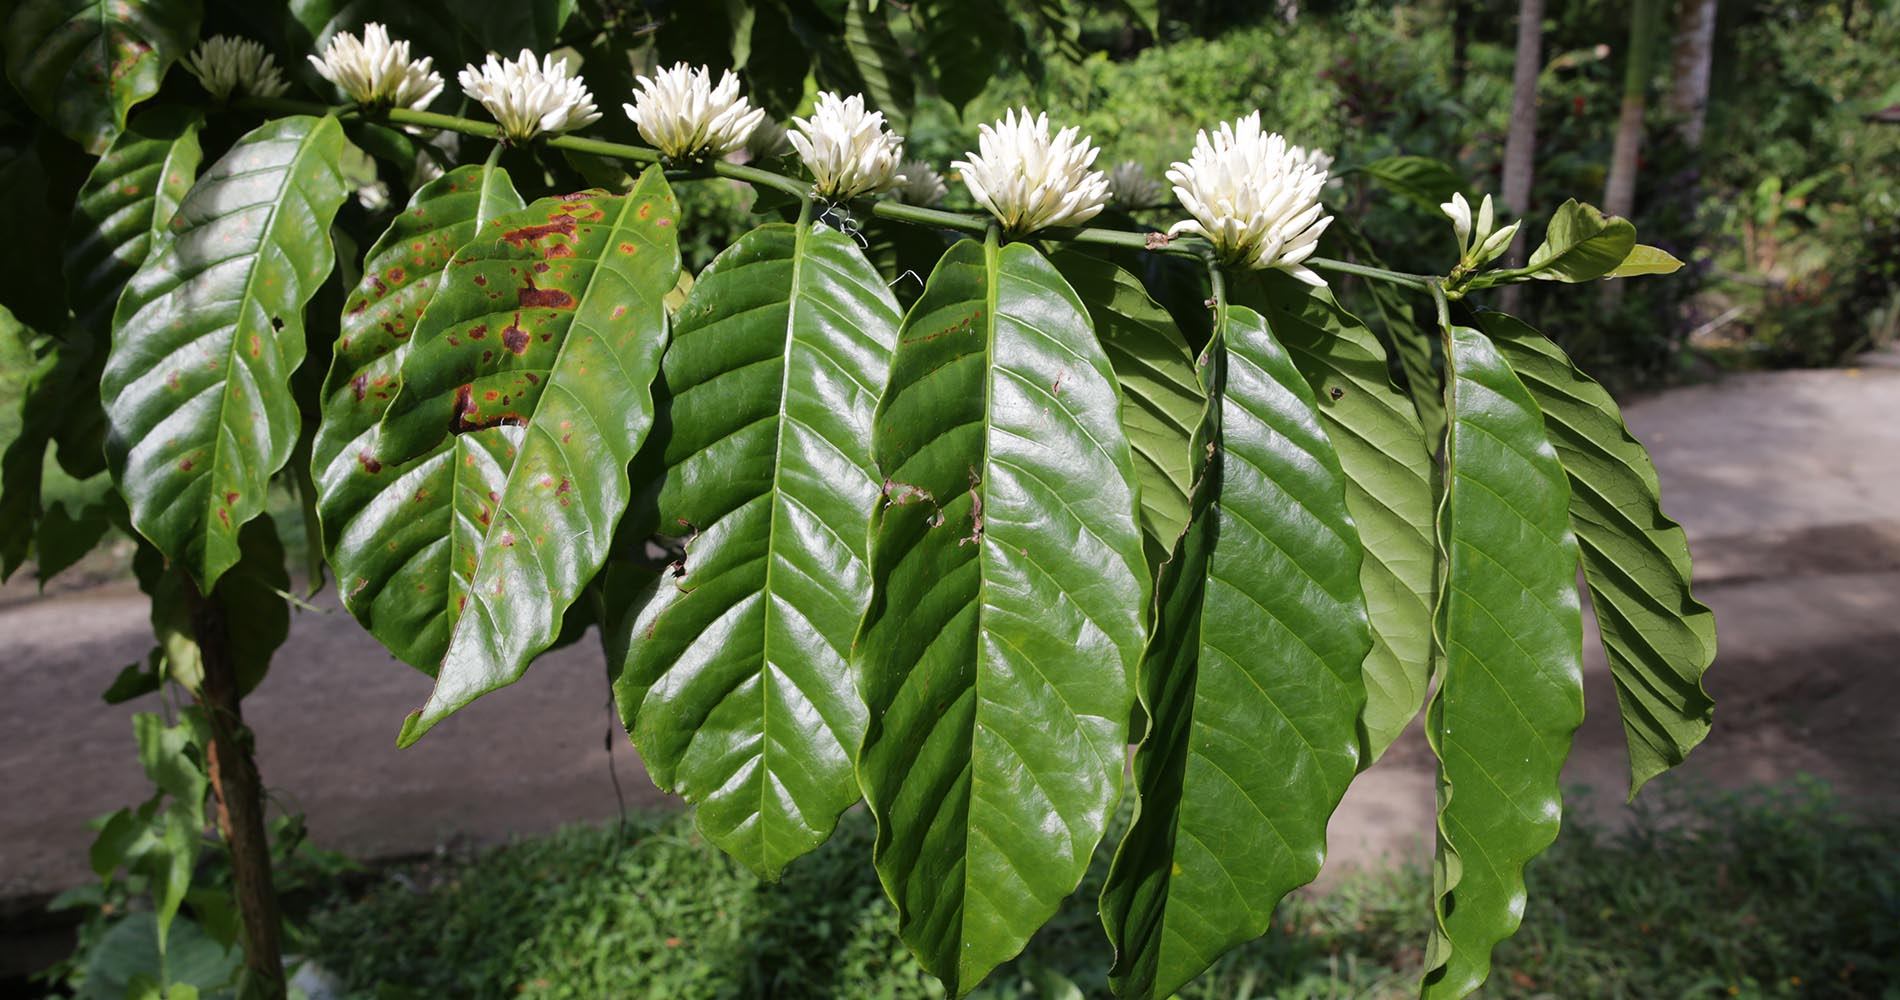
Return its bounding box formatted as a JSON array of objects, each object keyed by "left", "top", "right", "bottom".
[{"left": 0, "top": 2, "right": 1715, "bottom": 997}]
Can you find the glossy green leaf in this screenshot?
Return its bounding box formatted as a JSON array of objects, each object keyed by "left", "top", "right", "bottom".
[
  {"left": 1101, "top": 302, "right": 1369, "bottom": 1000},
  {"left": 1480, "top": 311, "right": 1715, "bottom": 797},
  {"left": 377, "top": 169, "right": 681, "bottom": 745},
  {"left": 66, "top": 105, "right": 204, "bottom": 342},
  {"left": 1050, "top": 251, "right": 1201, "bottom": 574},
  {"left": 1422, "top": 325, "right": 1584, "bottom": 1000},
  {"left": 1605, "top": 243, "right": 1685, "bottom": 278},
  {"left": 313, "top": 163, "right": 525, "bottom": 669},
  {"left": 1351, "top": 155, "right": 1465, "bottom": 214},
  {"left": 604, "top": 221, "right": 899, "bottom": 879},
  {"left": 1239, "top": 273, "right": 1435, "bottom": 764},
  {"left": 845, "top": 0, "right": 913, "bottom": 125},
  {"left": 1522, "top": 199, "right": 1637, "bottom": 283},
  {"left": 2, "top": 0, "right": 203, "bottom": 153},
  {"left": 102, "top": 115, "right": 349, "bottom": 590},
  {"left": 854, "top": 239, "right": 1148, "bottom": 995}
]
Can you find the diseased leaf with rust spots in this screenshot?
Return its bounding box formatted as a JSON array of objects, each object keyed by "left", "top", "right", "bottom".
[
  {"left": 102, "top": 116, "right": 349, "bottom": 590},
  {"left": 370, "top": 168, "right": 680, "bottom": 744},
  {"left": 4, "top": 0, "right": 203, "bottom": 153},
  {"left": 312, "top": 164, "right": 525, "bottom": 672}
]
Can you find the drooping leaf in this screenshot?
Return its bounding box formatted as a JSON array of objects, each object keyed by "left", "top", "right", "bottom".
[
  {"left": 1422, "top": 325, "right": 1584, "bottom": 1000},
  {"left": 35, "top": 484, "right": 116, "bottom": 584},
  {"left": 1480, "top": 311, "right": 1715, "bottom": 797},
  {"left": 1517, "top": 199, "right": 1637, "bottom": 283},
  {"left": 2, "top": 0, "right": 203, "bottom": 153},
  {"left": 1049, "top": 251, "right": 1200, "bottom": 575},
  {"left": 1101, "top": 301, "right": 1369, "bottom": 999},
  {"left": 1605, "top": 243, "right": 1684, "bottom": 278},
  {"left": 377, "top": 170, "right": 680, "bottom": 745},
  {"left": 845, "top": 0, "right": 913, "bottom": 126},
  {"left": 101, "top": 115, "right": 349, "bottom": 591},
  {"left": 1332, "top": 216, "right": 1443, "bottom": 441},
  {"left": 1350, "top": 155, "right": 1465, "bottom": 214},
  {"left": 0, "top": 132, "right": 77, "bottom": 329},
  {"left": 604, "top": 221, "right": 899, "bottom": 879},
  {"left": 313, "top": 163, "right": 525, "bottom": 669},
  {"left": 854, "top": 239, "right": 1149, "bottom": 995},
  {"left": 1237, "top": 273, "right": 1435, "bottom": 764},
  {"left": 1, "top": 331, "right": 75, "bottom": 578}
]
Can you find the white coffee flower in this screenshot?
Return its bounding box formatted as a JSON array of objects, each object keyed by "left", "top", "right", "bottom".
[
  {"left": 185, "top": 35, "right": 289, "bottom": 101},
  {"left": 459, "top": 50, "right": 601, "bottom": 142},
  {"left": 745, "top": 120, "right": 791, "bottom": 161},
  {"left": 787, "top": 92, "right": 906, "bottom": 200},
  {"left": 1106, "top": 161, "right": 1163, "bottom": 209},
  {"left": 1167, "top": 111, "right": 1333, "bottom": 284},
  {"left": 1440, "top": 192, "right": 1520, "bottom": 268},
  {"left": 953, "top": 108, "right": 1110, "bottom": 233},
  {"left": 1290, "top": 143, "right": 1335, "bottom": 176},
  {"left": 307, "top": 23, "right": 444, "bottom": 110},
  {"left": 623, "top": 63, "right": 766, "bottom": 160},
  {"left": 893, "top": 160, "right": 947, "bottom": 206}
]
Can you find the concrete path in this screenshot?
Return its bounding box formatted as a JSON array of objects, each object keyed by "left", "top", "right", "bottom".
[{"left": 5, "top": 352, "right": 1899, "bottom": 901}]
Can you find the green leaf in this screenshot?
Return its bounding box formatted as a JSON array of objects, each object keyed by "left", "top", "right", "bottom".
[
  {"left": 854, "top": 239, "right": 1148, "bottom": 995},
  {"left": 101, "top": 115, "right": 350, "bottom": 591},
  {"left": 920, "top": 0, "right": 1014, "bottom": 113},
  {"left": 1521, "top": 199, "right": 1637, "bottom": 283},
  {"left": 451, "top": 0, "right": 576, "bottom": 54},
  {"left": 141, "top": 516, "right": 290, "bottom": 697},
  {"left": 35, "top": 488, "right": 114, "bottom": 583},
  {"left": 2, "top": 0, "right": 203, "bottom": 153},
  {"left": 313, "top": 163, "right": 525, "bottom": 670},
  {"left": 845, "top": 0, "right": 912, "bottom": 125},
  {"left": 1238, "top": 273, "right": 1435, "bottom": 765},
  {"left": 379, "top": 170, "right": 681, "bottom": 745},
  {"left": 1332, "top": 216, "right": 1443, "bottom": 442},
  {"left": 1350, "top": 155, "right": 1465, "bottom": 214},
  {"left": 1479, "top": 311, "right": 1715, "bottom": 797},
  {"left": 1101, "top": 302, "right": 1370, "bottom": 999},
  {"left": 1049, "top": 251, "right": 1201, "bottom": 575},
  {"left": 1605, "top": 243, "right": 1684, "bottom": 278},
  {"left": 0, "top": 133, "right": 77, "bottom": 330},
  {"left": 66, "top": 105, "right": 204, "bottom": 342},
  {"left": 603, "top": 221, "right": 899, "bottom": 879},
  {"left": 1422, "top": 325, "right": 1584, "bottom": 1000}
]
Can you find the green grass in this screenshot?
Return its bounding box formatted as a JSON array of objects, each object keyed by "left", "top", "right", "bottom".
[{"left": 304, "top": 778, "right": 1899, "bottom": 999}]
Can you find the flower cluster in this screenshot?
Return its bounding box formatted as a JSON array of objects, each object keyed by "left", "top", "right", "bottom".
[
  {"left": 184, "top": 35, "right": 289, "bottom": 101},
  {"left": 894, "top": 160, "right": 948, "bottom": 207},
  {"left": 459, "top": 50, "right": 600, "bottom": 142},
  {"left": 624, "top": 63, "right": 765, "bottom": 160},
  {"left": 1166, "top": 111, "right": 1333, "bottom": 284},
  {"left": 307, "top": 23, "right": 443, "bottom": 110},
  {"left": 1440, "top": 192, "right": 1520, "bottom": 271},
  {"left": 787, "top": 92, "right": 907, "bottom": 201},
  {"left": 953, "top": 108, "right": 1110, "bottom": 233},
  {"left": 1106, "top": 161, "right": 1163, "bottom": 209}
]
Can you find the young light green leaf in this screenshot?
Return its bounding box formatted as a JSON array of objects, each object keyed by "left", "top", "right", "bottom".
[
  {"left": 1480, "top": 311, "right": 1715, "bottom": 797},
  {"left": 102, "top": 115, "right": 350, "bottom": 591},
  {"left": 604, "top": 221, "right": 899, "bottom": 880},
  {"left": 1422, "top": 325, "right": 1584, "bottom": 1000},
  {"left": 1522, "top": 199, "right": 1637, "bottom": 283},
  {"left": 1049, "top": 250, "right": 1202, "bottom": 574},
  {"left": 313, "top": 163, "right": 526, "bottom": 671},
  {"left": 1238, "top": 273, "right": 1435, "bottom": 765},
  {"left": 3, "top": 0, "right": 203, "bottom": 153},
  {"left": 1101, "top": 302, "right": 1369, "bottom": 1000},
  {"left": 1605, "top": 243, "right": 1685, "bottom": 278},
  {"left": 379, "top": 170, "right": 681, "bottom": 746},
  {"left": 855, "top": 239, "right": 1148, "bottom": 996}
]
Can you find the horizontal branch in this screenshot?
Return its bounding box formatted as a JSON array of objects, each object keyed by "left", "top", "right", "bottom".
[{"left": 232, "top": 97, "right": 1434, "bottom": 290}]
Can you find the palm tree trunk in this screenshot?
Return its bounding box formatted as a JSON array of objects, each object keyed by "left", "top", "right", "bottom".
[
  {"left": 1666, "top": 0, "right": 1718, "bottom": 149},
  {"left": 1604, "top": 0, "right": 1661, "bottom": 222},
  {"left": 1499, "top": 0, "right": 1544, "bottom": 313}
]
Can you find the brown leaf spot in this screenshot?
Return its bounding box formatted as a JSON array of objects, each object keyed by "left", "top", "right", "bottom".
[
  {"left": 500, "top": 216, "right": 578, "bottom": 247},
  {"left": 178, "top": 458, "right": 194, "bottom": 471},
  {"left": 518, "top": 277, "right": 576, "bottom": 310},
  {"left": 357, "top": 452, "right": 383, "bottom": 474},
  {"left": 502, "top": 319, "right": 532, "bottom": 355}
]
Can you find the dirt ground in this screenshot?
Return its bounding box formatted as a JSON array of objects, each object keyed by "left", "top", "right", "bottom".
[{"left": 4, "top": 351, "right": 1898, "bottom": 905}]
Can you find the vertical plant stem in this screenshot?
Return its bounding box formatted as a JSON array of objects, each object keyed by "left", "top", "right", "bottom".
[{"left": 186, "top": 582, "right": 286, "bottom": 997}]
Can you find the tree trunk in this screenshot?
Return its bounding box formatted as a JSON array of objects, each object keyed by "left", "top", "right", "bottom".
[
  {"left": 189, "top": 585, "right": 286, "bottom": 998},
  {"left": 1450, "top": 0, "right": 1470, "bottom": 92},
  {"left": 1499, "top": 0, "right": 1545, "bottom": 313},
  {"left": 1666, "top": 0, "right": 1717, "bottom": 149},
  {"left": 1603, "top": 0, "right": 1661, "bottom": 222}
]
